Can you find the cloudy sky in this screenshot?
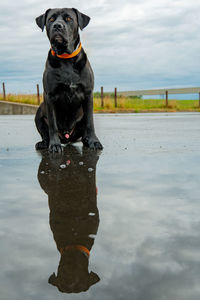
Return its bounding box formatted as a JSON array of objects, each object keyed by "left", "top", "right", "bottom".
[{"left": 0, "top": 0, "right": 200, "bottom": 93}]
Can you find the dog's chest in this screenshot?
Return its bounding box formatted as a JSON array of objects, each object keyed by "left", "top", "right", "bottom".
[
  {"left": 50, "top": 64, "right": 82, "bottom": 95},
  {"left": 60, "top": 64, "right": 79, "bottom": 86}
]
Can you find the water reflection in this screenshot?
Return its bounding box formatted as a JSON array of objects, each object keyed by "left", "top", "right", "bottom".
[{"left": 37, "top": 146, "right": 101, "bottom": 293}]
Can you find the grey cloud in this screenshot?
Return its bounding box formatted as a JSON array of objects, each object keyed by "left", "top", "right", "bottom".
[
  {"left": 0, "top": 0, "right": 200, "bottom": 92},
  {"left": 88, "top": 229, "right": 200, "bottom": 300}
]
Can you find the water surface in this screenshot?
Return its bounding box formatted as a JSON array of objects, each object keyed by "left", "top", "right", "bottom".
[{"left": 0, "top": 113, "right": 200, "bottom": 300}]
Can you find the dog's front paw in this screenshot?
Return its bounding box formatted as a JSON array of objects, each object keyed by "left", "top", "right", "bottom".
[
  {"left": 82, "top": 136, "right": 103, "bottom": 150},
  {"left": 35, "top": 140, "right": 48, "bottom": 150},
  {"left": 49, "top": 143, "right": 62, "bottom": 153}
]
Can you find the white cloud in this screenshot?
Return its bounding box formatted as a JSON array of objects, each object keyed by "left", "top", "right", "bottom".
[{"left": 0, "top": 0, "right": 200, "bottom": 93}]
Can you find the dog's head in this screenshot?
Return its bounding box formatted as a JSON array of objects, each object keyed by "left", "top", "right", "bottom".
[
  {"left": 48, "top": 251, "right": 100, "bottom": 293},
  {"left": 36, "top": 8, "right": 90, "bottom": 55}
]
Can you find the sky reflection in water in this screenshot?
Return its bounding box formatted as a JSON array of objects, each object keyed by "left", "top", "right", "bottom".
[{"left": 0, "top": 113, "right": 200, "bottom": 299}]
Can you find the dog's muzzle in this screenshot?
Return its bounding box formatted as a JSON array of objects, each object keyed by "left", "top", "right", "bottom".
[{"left": 53, "top": 22, "right": 65, "bottom": 31}]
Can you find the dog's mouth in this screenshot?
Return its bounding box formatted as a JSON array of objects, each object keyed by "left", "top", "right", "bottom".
[
  {"left": 51, "top": 33, "right": 66, "bottom": 45},
  {"left": 50, "top": 34, "right": 73, "bottom": 55},
  {"left": 54, "top": 35, "right": 63, "bottom": 44}
]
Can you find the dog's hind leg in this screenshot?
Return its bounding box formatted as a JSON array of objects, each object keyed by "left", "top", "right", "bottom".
[{"left": 35, "top": 105, "right": 49, "bottom": 150}]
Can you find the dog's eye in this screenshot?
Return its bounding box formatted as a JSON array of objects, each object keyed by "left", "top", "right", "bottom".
[
  {"left": 49, "top": 17, "right": 55, "bottom": 22},
  {"left": 65, "top": 17, "right": 71, "bottom": 22}
]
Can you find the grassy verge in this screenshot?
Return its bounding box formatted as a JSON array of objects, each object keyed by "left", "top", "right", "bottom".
[
  {"left": 93, "top": 96, "right": 200, "bottom": 113},
  {"left": 0, "top": 93, "right": 200, "bottom": 112},
  {"left": 0, "top": 93, "right": 41, "bottom": 105}
]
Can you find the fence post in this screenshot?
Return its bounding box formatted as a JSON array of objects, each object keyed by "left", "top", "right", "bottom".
[
  {"left": 2, "top": 82, "right": 6, "bottom": 100},
  {"left": 36, "top": 84, "right": 40, "bottom": 105},
  {"left": 114, "top": 87, "right": 117, "bottom": 108},
  {"left": 165, "top": 90, "right": 168, "bottom": 107},
  {"left": 101, "top": 86, "right": 104, "bottom": 108},
  {"left": 199, "top": 92, "right": 200, "bottom": 108}
]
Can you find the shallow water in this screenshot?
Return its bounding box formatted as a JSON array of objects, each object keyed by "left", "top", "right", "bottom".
[{"left": 0, "top": 113, "right": 200, "bottom": 299}]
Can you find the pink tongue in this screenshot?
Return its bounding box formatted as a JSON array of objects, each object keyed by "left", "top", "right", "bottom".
[{"left": 65, "top": 133, "right": 70, "bottom": 139}]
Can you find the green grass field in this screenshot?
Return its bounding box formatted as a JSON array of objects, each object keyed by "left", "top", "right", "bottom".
[{"left": 0, "top": 93, "right": 200, "bottom": 112}]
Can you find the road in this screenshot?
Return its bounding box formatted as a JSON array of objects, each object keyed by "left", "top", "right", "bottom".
[{"left": 0, "top": 113, "right": 200, "bottom": 299}]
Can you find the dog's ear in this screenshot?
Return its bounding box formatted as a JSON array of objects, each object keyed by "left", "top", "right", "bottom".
[
  {"left": 88, "top": 271, "right": 100, "bottom": 287},
  {"left": 48, "top": 272, "right": 58, "bottom": 286},
  {"left": 36, "top": 9, "right": 51, "bottom": 32},
  {"left": 72, "top": 8, "right": 90, "bottom": 30}
]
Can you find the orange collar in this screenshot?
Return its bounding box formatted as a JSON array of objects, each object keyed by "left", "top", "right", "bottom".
[
  {"left": 51, "top": 42, "right": 82, "bottom": 59},
  {"left": 59, "top": 245, "right": 90, "bottom": 257}
]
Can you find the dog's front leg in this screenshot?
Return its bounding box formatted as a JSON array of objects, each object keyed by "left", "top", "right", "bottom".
[
  {"left": 46, "top": 95, "right": 62, "bottom": 153},
  {"left": 82, "top": 93, "right": 103, "bottom": 150}
]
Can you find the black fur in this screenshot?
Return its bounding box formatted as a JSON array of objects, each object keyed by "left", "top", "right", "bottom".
[
  {"left": 37, "top": 146, "right": 101, "bottom": 293},
  {"left": 35, "top": 8, "right": 103, "bottom": 152}
]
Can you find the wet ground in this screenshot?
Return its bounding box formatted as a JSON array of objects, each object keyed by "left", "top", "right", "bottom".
[{"left": 0, "top": 113, "right": 200, "bottom": 300}]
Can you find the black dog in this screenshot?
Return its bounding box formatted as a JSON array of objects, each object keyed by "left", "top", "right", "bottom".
[
  {"left": 37, "top": 146, "right": 100, "bottom": 293},
  {"left": 35, "top": 8, "right": 103, "bottom": 152}
]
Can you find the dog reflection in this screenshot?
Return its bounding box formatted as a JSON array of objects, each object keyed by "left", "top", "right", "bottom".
[{"left": 37, "top": 146, "right": 101, "bottom": 293}]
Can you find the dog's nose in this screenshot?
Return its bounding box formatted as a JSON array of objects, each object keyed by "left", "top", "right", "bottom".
[{"left": 53, "top": 22, "right": 64, "bottom": 30}]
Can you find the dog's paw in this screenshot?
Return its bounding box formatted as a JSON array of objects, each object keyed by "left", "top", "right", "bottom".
[
  {"left": 49, "top": 143, "right": 63, "bottom": 153},
  {"left": 93, "top": 141, "right": 103, "bottom": 150},
  {"left": 82, "top": 136, "right": 103, "bottom": 150},
  {"left": 35, "top": 141, "right": 48, "bottom": 150}
]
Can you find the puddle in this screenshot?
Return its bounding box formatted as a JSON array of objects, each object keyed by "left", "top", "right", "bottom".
[{"left": 0, "top": 113, "right": 200, "bottom": 299}]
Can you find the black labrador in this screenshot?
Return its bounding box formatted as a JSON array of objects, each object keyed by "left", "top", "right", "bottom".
[
  {"left": 35, "top": 8, "right": 103, "bottom": 152},
  {"left": 37, "top": 146, "right": 100, "bottom": 293}
]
